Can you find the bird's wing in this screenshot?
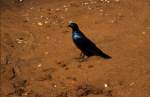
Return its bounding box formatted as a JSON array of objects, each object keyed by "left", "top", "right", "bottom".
[{"left": 77, "top": 35, "right": 97, "bottom": 49}]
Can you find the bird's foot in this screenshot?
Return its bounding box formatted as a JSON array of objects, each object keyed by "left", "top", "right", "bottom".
[
  {"left": 79, "top": 55, "right": 88, "bottom": 62},
  {"left": 73, "top": 52, "right": 88, "bottom": 62}
]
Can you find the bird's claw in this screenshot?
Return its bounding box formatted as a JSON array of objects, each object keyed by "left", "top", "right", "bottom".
[{"left": 79, "top": 55, "right": 88, "bottom": 62}]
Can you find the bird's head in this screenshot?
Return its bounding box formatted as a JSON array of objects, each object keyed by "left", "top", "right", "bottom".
[{"left": 68, "top": 23, "right": 79, "bottom": 31}]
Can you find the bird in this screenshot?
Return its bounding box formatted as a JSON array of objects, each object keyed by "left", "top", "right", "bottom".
[{"left": 68, "top": 22, "right": 111, "bottom": 60}]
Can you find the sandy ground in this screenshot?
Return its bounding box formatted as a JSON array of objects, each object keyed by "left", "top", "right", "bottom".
[{"left": 0, "top": 0, "right": 150, "bottom": 97}]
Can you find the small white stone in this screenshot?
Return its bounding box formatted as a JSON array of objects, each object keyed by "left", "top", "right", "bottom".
[
  {"left": 114, "top": 0, "right": 120, "bottom": 2},
  {"left": 129, "top": 82, "right": 135, "bottom": 86},
  {"left": 106, "top": 0, "right": 110, "bottom": 3},
  {"left": 30, "top": 7, "right": 34, "bottom": 10},
  {"left": 16, "top": 39, "right": 24, "bottom": 44},
  {"left": 40, "top": 16, "right": 44, "bottom": 18},
  {"left": 63, "top": 5, "right": 67, "bottom": 8},
  {"left": 142, "top": 31, "right": 146, "bottom": 35},
  {"left": 37, "top": 22, "right": 43, "bottom": 26},
  {"left": 18, "top": 0, "right": 24, "bottom": 2},
  {"left": 54, "top": 84, "right": 57, "bottom": 88},
  {"left": 44, "top": 21, "right": 48, "bottom": 24},
  {"left": 104, "top": 83, "right": 108, "bottom": 88},
  {"left": 37, "top": 64, "right": 42, "bottom": 67}
]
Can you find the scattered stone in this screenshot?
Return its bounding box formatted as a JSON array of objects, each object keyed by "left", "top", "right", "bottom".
[
  {"left": 142, "top": 31, "right": 146, "bottom": 35},
  {"left": 40, "top": 16, "right": 44, "bottom": 18},
  {"left": 63, "top": 5, "right": 67, "bottom": 8},
  {"left": 30, "top": 7, "right": 34, "bottom": 10},
  {"left": 37, "top": 22, "right": 43, "bottom": 26},
  {"left": 129, "top": 82, "right": 135, "bottom": 86},
  {"left": 37, "top": 64, "right": 42, "bottom": 67},
  {"left": 16, "top": 38, "right": 24, "bottom": 44},
  {"left": 76, "top": 84, "right": 102, "bottom": 97},
  {"left": 104, "top": 83, "right": 108, "bottom": 88},
  {"left": 114, "top": 0, "right": 120, "bottom": 2},
  {"left": 53, "top": 84, "right": 57, "bottom": 88},
  {"left": 44, "top": 21, "right": 48, "bottom": 24}
]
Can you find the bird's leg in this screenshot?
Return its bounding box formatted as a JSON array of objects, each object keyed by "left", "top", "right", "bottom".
[
  {"left": 80, "top": 52, "right": 83, "bottom": 57},
  {"left": 80, "top": 55, "right": 88, "bottom": 62},
  {"left": 79, "top": 52, "right": 88, "bottom": 62},
  {"left": 80, "top": 52, "right": 85, "bottom": 59},
  {"left": 74, "top": 52, "right": 88, "bottom": 62}
]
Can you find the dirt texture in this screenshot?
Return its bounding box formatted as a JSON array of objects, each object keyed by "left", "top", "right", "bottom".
[{"left": 0, "top": 0, "right": 150, "bottom": 97}]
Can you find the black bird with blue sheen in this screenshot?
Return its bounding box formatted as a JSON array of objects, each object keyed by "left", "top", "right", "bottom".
[{"left": 68, "top": 23, "right": 111, "bottom": 60}]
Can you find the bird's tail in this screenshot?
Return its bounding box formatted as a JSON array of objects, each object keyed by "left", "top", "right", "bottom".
[
  {"left": 96, "top": 49, "right": 111, "bottom": 59},
  {"left": 99, "top": 52, "right": 111, "bottom": 59}
]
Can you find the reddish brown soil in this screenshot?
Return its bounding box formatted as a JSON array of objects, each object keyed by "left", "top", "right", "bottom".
[{"left": 0, "top": 0, "right": 150, "bottom": 97}]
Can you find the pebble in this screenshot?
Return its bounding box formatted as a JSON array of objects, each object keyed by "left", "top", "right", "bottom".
[
  {"left": 37, "top": 64, "right": 42, "bottom": 67},
  {"left": 44, "top": 21, "right": 48, "bottom": 24},
  {"left": 16, "top": 39, "right": 24, "bottom": 44},
  {"left": 63, "top": 5, "right": 67, "bottom": 8},
  {"left": 37, "top": 22, "right": 43, "bottom": 26},
  {"left": 53, "top": 84, "right": 57, "bottom": 88},
  {"left": 142, "top": 31, "right": 146, "bottom": 35},
  {"left": 104, "top": 83, "right": 108, "bottom": 88},
  {"left": 114, "top": 0, "right": 120, "bottom": 2},
  {"left": 18, "top": 0, "right": 24, "bottom": 3},
  {"left": 129, "top": 82, "right": 135, "bottom": 86},
  {"left": 30, "top": 7, "right": 34, "bottom": 10},
  {"left": 40, "top": 15, "right": 44, "bottom": 18}
]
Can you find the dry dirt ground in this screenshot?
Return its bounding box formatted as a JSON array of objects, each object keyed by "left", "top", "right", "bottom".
[{"left": 0, "top": 0, "right": 150, "bottom": 97}]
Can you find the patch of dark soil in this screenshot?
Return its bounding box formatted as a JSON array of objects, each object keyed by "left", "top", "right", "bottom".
[
  {"left": 76, "top": 84, "right": 103, "bottom": 97},
  {"left": 56, "top": 92, "right": 68, "bottom": 97},
  {"left": 11, "top": 78, "right": 28, "bottom": 96},
  {"left": 75, "top": 84, "right": 113, "bottom": 97}
]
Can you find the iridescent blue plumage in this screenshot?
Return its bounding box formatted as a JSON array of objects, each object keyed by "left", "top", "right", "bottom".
[{"left": 72, "top": 31, "right": 82, "bottom": 39}]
